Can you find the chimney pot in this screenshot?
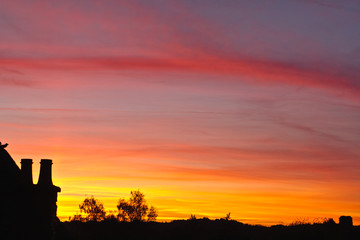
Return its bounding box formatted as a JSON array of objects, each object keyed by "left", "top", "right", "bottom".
[
  {"left": 21, "top": 159, "right": 33, "bottom": 185},
  {"left": 37, "top": 159, "right": 53, "bottom": 186}
]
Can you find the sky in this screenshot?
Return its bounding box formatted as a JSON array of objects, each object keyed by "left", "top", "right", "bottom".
[{"left": 1, "top": 0, "right": 360, "bottom": 225}]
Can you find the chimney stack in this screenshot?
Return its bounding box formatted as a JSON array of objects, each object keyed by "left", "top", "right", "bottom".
[
  {"left": 21, "top": 158, "right": 33, "bottom": 185},
  {"left": 37, "top": 159, "right": 53, "bottom": 186}
]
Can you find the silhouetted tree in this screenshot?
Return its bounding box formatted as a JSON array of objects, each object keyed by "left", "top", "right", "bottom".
[
  {"left": 75, "top": 196, "right": 106, "bottom": 222},
  {"left": 221, "top": 212, "right": 231, "bottom": 221},
  {"left": 147, "top": 206, "right": 158, "bottom": 222},
  {"left": 189, "top": 214, "right": 197, "bottom": 220},
  {"left": 289, "top": 217, "right": 311, "bottom": 226},
  {"left": 117, "top": 190, "right": 157, "bottom": 222}
]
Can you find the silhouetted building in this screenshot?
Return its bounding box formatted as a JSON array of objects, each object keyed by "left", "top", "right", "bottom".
[
  {"left": 0, "top": 143, "right": 61, "bottom": 240},
  {"left": 339, "top": 216, "right": 353, "bottom": 227}
]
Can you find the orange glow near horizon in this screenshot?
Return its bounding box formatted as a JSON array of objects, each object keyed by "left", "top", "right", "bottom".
[{"left": 7, "top": 140, "right": 360, "bottom": 225}]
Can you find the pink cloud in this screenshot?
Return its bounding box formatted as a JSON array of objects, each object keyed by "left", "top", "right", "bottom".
[{"left": 1, "top": 56, "right": 359, "bottom": 102}]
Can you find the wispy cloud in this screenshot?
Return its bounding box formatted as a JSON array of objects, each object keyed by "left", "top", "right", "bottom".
[
  {"left": 0, "top": 107, "right": 89, "bottom": 112},
  {"left": 1, "top": 56, "right": 359, "bottom": 101},
  {"left": 0, "top": 78, "right": 37, "bottom": 88}
]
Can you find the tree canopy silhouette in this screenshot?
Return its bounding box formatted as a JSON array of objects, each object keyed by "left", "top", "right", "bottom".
[
  {"left": 117, "top": 190, "right": 158, "bottom": 222},
  {"left": 75, "top": 196, "right": 106, "bottom": 222}
]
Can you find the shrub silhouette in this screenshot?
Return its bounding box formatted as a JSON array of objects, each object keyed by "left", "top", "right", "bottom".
[
  {"left": 147, "top": 206, "right": 158, "bottom": 222},
  {"left": 189, "top": 214, "right": 197, "bottom": 220},
  {"left": 289, "top": 217, "right": 311, "bottom": 226},
  {"left": 117, "top": 190, "right": 158, "bottom": 222},
  {"left": 220, "top": 212, "right": 231, "bottom": 221},
  {"left": 104, "top": 210, "right": 119, "bottom": 222}
]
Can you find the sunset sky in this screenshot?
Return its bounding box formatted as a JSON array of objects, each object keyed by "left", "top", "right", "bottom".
[{"left": 1, "top": 0, "right": 360, "bottom": 225}]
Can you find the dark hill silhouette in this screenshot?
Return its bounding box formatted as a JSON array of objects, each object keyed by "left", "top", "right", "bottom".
[{"left": 57, "top": 218, "right": 359, "bottom": 240}]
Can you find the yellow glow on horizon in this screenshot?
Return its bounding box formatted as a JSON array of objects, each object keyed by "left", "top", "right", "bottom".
[{"left": 54, "top": 177, "right": 360, "bottom": 225}]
